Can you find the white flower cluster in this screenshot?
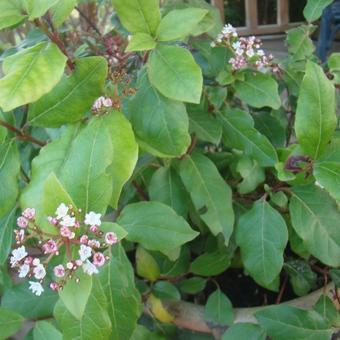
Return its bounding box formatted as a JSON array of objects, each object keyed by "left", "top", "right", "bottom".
[
  {"left": 211, "top": 24, "right": 273, "bottom": 71},
  {"left": 92, "top": 96, "right": 113, "bottom": 112}
]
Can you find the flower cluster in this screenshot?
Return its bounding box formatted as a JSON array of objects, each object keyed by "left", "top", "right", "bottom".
[
  {"left": 211, "top": 24, "right": 273, "bottom": 71},
  {"left": 92, "top": 96, "right": 113, "bottom": 112},
  {"left": 10, "top": 204, "right": 119, "bottom": 296}
]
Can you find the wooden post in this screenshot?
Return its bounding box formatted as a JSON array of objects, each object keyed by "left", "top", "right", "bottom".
[
  {"left": 278, "top": 0, "right": 289, "bottom": 28},
  {"left": 211, "top": 0, "right": 225, "bottom": 24},
  {"left": 245, "top": 0, "right": 258, "bottom": 31}
]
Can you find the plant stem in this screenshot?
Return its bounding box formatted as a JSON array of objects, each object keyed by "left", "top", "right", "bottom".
[
  {"left": 75, "top": 6, "right": 101, "bottom": 36},
  {"left": 0, "top": 119, "right": 47, "bottom": 147},
  {"left": 276, "top": 274, "right": 288, "bottom": 304},
  {"left": 132, "top": 180, "right": 149, "bottom": 201}
]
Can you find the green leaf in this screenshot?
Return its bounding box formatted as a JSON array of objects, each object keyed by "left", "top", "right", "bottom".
[
  {"left": 0, "top": 42, "right": 67, "bottom": 112},
  {"left": 59, "top": 271, "right": 92, "bottom": 320},
  {"left": 330, "top": 269, "right": 340, "bottom": 288},
  {"left": 112, "top": 0, "right": 160, "bottom": 35},
  {"left": 187, "top": 101, "right": 222, "bottom": 144},
  {"left": 136, "top": 246, "right": 160, "bottom": 282},
  {"left": 33, "top": 321, "right": 62, "bottom": 340},
  {"left": 0, "top": 207, "right": 16, "bottom": 265},
  {"left": 54, "top": 276, "right": 112, "bottom": 339},
  {"left": 179, "top": 277, "right": 207, "bottom": 294},
  {"left": 314, "top": 295, "right": 340, "bottom": 327},
  {"left": 295, "top": 61, "right": 336, "bottom": 159},
  {"left": 126, "top": 33, "right": 156, "bottom": 52},
  {"left": 129, "top": 73, "right": 190, "bottom": 157},
  {"left": 289, "top": 185, "right": 340, "bottom": 266},
  {"left": 222, "top": 323, "right": 266, "bottom": 340},
  {"left": 149, "top": 166, "right": 189, "bottom": 217},
  {"left": 304, "top": 0, "right": 333, "bottom": 22},
  {"left": 50, "top": 0, "right": 77, "bottom": 27},
  {"left": 204, "top": 289, "right": 233, "bottom": 327},
  {"left": 157, "top": 8, "right": 208, "bottom": 41},
  {"left": 24, "top": 0, "right": 59, "bottom": 20},
  {"left": 117, "top": 201, "right": 198, "bottom": 253},
  {"left": 28, "top": 57, "right": 108, "bottom": 127},
  {"left": 131, "top": 325, "right": 165, "bottom": 340},
  {"left": 1, "top": 283, "right": 58, "bottom": 319},
  {"left": 236, "top": 200, "right": 288, "bottom": 289},
  {"left": 179, "top": 152, "right": 234, "bottom": 243},
  {"left": 286, "top": 25, "right": 315, "bottom": 60},
  {"left": 314, "top": 161, "right": 340, "bottom": 201},
  {"left": 0, "top": 140, "right": 20, "bottom": 218},
  {"left": 147, "top": 45, "right": 203, "bottom": 104},
  {"left": 98, "top": 244, "right": 142, "bottom": 340},
  {"left": 255, "top": 305, "right": 332, "bottom": 340},
  {"left": 103, "top": 110, "right": 138, "bottom": 208},
  {"left": 234, "top": 72, "right": 281, "bottom": 109},
  {"left": 190, "top": 251, "right": 230, "bottom": 276},
  {"left": 58, "top": 117, "right": 113, "bottom": 213},
  {"left": 328, "top": 53, "right": 340, "bottom": 84},
  {"left": 153, "top": 281, "right": 181, "bottom": 300},
  {"left": 284, "top": 260, "right": 317, "bottom": 296},
  {"left": 219, "top": 110, "right": 278, "bottom": 167},
  {"left": 236, "top": 156, "right": 265, "bottom": 194},
  {"left": 0, "top": 307, "right": 25, "bottom": 340},
  {"left": 0, "top": 1, "right": 26, "bottom": 30}
]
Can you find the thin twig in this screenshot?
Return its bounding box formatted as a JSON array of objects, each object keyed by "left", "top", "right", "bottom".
[
  {"left": 276, "top": 274, "right": 288, "bottom": 304},
  {"left": 75, "top": 6, "right": 101, "bottom": 36},
  {"left": 132, "top": 180, "right": 149, "bottom": 201},
  {"left": 0, "top": 119, "right": 46, "bottom": 147}
]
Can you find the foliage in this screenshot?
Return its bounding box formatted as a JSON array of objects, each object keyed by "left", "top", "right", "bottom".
[{"left": 0, "top": 0, "right": 339, "bottom": 339}]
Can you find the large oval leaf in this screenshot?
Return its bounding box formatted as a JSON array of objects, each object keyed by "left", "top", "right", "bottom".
[
  {"left": 0, "top": 42, "right": 66, "bottom": 112},
  {"left": 295, "top": 61, "right": 336, "bottom": 159},
  {"left": 147, "top": 45, "right": 203, "bottom": 104},
  {"left": 28, "top": 56, "right": 108, "bottom": 127},
  {"left": 289, "top": 185, "right": 340, "bottom": 266},
  {"left": 236, "top": 200, "right": 288, "bottom": 289},
  {"left": 0, "top": 207, "right": 16, "bottom": 265},
  {"left": 117, "top": 201, "right": 198, "bottom": 253},
  {"left": 179, "top": 152, "right": 234, "bottom": 244},
  {"left": 303, "top": 0, "right": 333, "bottom": 22},
  {"left": 0, "top": 307, "right": 25, "bottom": 339}
]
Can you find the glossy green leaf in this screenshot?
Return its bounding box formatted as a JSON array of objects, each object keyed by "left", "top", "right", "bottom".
[
  {"left": 136, "top": 246, "right": 160, "bottom": 282},
  {"left": 149, "top": 166, "right": 188, "bottom": 217},
  {"left": 290, "top": 185, "right": 340, "bottom": 266},
  {"left": 328, "top": 53, "right": 340, "bottom": 84},
  {"left": 98, "top": 244, "right": 142, "bottom": 339},
  {"left": 157, "top": 8, "right": 208, "bottom": 41},
  {"left": 222, "top": 323, "right": 266, "bottom": 340},
  {"left": 129, "top": 73, "right": 190, "bottom": 157},
  {"left": 59, "top": 271, "right": 92, "bottom": 320},
  {"left": 0, "top": 140, "right": 20, "bottom": 218},
  {"left": 304, "top": 0, "right": 333, "bottom": 22},
  {"left": 131, "top": 325, "right": 165, "bottom": 340},
  {"left": 24, "top": 0, "right": 59, "bottom": 20},
  {"left": 103, "top": 110, "right": 138, "bottom": 208},
  {"left": 314, "top": 295, "right": 340, "bottom": 327},
  {"left": 153, "top": 281, "right": 181, "bottom": 300},
  {"left": 0, "top": 307, "right": 24, "bottom": 340},
  {"left": 0, "top": 207, "right": 16, "bottom": 265},
  {"left": 179, "top": 277, "right": 207, "bottom": 294},
  {"left": 0, "top": 1, "right": 26, "bottom": 30},
  {"left": 314, "top": 161, "right": 340, "bottom": 201},
  {"left": 295, "top": 61, "right": 336, "bottom": 159},
  {"left": 50, "top": 0, "right": 77, "bottom": 27},
  {"left": 54, "top": 276, "right": 111, "bottom": 339},
  {"left": 117, "top": 201, "right": 198, "bottom": 253},
  {"left": 234, "top": 72, "right": 281, "bottom": 109},
  {"left": 286, "top": 25, "right": 315, "bottom": 60},
  {"left": 284, "top": 260, "right": 317, "bottom": 296},
  {"left": 147, "top": 45, "right": 203, "bottom": 104},
  {"left": 219, "top": 110, "right": 278, "bottom": 167},
  {"left": 112, "top": 0, "right": 160, "bottom": 35},
  {"left": 204, "top": 289, "right": 233, "bottom": 327},
  {"left": 0, "top": 42, "right": 67, "bottom": 112},
  {"left": 28, "top": 57, "right": 108, "bottom": 127},
  {"left": 190, "top": 251, "right": 230, "bottom": 276},
  {"left": 33, "top": 321, "right": 62, "bottom": 340},
  {"left": 126, "top": 33, "right": 156, "bottom": 51},
  {"left": 179, "top": 152, "right": 234, "bottom": 243},
  {"left": 236, "top": 200, "right": 288, "bottom": 289},
  {"left": 255, "top": 305, "right": 332, "bottom": 340}
]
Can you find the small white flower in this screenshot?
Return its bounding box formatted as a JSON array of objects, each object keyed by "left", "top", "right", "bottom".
[
  {"left": 29, "top": 281, "right": 44, "bottom": 296},
  {"left": 79, "top": 245, "right": 92, "bottom": 261},
  {"left": 84, "top": 212, "right": 101, "bottom": 226},
  {"left": 257, "top": 49, "right": 265, "bottom": 57},
  {"left": 82, "top": 260, "right": 99, "bottom": 276},
  {"left": 18, "top": 264, "right": 30, "bottom": 278},
  {"left": 55, "top": 203, "right": 69, "bottom": 219},
  {"left": 60, "top": 215, "right": 76, "bottom": 227},
  {"left": 210, "top": 41, "right": 216, "bottom": 48},
  {"left": 66, "top": 262, "right": 74, "bottom": 270},
  {"left": 246, "top": 48, "right": 255, "bottom": 58},
  {"left": 33, "top": 264, "right": 46, "bottom": 280},
  {"left": 10, "top": 246, "right": 28, "bottom": 267},
  {"left": 232, "top": 41, "right": 242, "bottom": 50},
  {"left": 32, "top": 258, "right": 40, "bottom": 266}
]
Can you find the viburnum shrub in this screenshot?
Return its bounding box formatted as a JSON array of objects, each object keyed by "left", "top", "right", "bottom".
[{"left": 0, "top": 0, "right": 339, "bottom": 339}]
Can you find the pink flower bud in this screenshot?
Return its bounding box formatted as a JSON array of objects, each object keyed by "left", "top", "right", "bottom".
[
  {"left": 88, "top": 239, "right": 100, "bottom": 248},
  {"left": 89, "top": 225, "right": 98, "bottom": 233},
  {"left": 105, "top": 232, "right": 118, "bottom": 245},
  {"left": 66, "top": 262, "right": 74, "bottom": 270},
  {"left": 22, "top": 208, "right": 35, "bottom": 220},
  {"left": 74, "top": 221, "right": 80, "bottom": 228},
  {"left": 93, "top": 252, "right": 105, "bottom": 267},
  {"left": 17, "top": 217, "right": 28, "bottom": 229},
  {"left": 60, "top": 226, "right": 73, "bottom": 239},
  {"left": 48, "top": 216, "right": 58, "bottom": 225},
  {"left": 80, "top": 235, "right": 89, "bottom": 244},
  {"left": 54, "top": 265, "right": 65, "bottom": 278},
  {"left": 24, "top": 256, "right": 33, "bottom": 265},
  {"left": 50, "top": 282, "right": 59, "bottom": 291},
  {"left": 75, "top": 259, "right": 83, "bottom": 266},
  {"left": 42, "top": 240, "right": 58, "bottom": 254}
]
